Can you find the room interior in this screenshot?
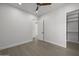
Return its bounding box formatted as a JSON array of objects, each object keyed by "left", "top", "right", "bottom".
[{"left": 0, "top": 3, "right": 79, "bottom": 56}]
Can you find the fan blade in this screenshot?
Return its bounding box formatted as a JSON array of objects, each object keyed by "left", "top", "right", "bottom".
[{"left": 37, "top": 3, "right": 51, "bottom": 6}]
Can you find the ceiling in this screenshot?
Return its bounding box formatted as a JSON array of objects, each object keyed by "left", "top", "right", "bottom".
[{"left": 7, "top": 3, "right": 64, "bottom": 17}]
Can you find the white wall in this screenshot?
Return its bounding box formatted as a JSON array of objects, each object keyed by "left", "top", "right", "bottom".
[
  {"left": 0, "top": 4, "right": 36, "bottom": 50},
  {"left": 39, "top": 3, "right": 79, "bottom": 48},
  {"left": 40, "top": 6, "right": 66, "bottom": 48}
]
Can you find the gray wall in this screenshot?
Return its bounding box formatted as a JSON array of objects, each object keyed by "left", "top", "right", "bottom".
[
  {"left": 38, "top": 3, "right": 79, "bottom": 48},
  {"left": 40, "top": 6, "right": 66, "bottom": 47},
  {"left": 0, "top": 4, "right": 36, "bottom": 50}
]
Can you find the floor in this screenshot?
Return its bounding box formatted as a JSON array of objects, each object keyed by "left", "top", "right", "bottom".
[{"left": 0, "top": 40, "right": 79, "bottom": 56}]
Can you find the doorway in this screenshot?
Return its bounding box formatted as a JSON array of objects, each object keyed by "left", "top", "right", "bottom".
[{"left": 38, "top": 19, "right": 45, "bottom": 41}]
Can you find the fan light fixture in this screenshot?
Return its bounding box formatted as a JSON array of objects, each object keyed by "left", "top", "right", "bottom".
[
  {"left": 36, "top": 10, "right": 38, "bottom": 14},
  {"left": 18, "top": 3, "right": 22, "bottom": 5}
]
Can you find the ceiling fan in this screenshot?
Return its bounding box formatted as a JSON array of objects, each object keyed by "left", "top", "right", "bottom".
[{"left": 36, "top": 3, "right": 52, "bottom": 13}]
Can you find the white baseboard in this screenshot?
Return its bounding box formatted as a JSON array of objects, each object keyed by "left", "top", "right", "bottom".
[
  {"left": 0, "top": 40, "right": 32, "bottom": 50},
  {"left": 43, "top": 40, "right": 66, "bottom": 48},
  {"left": 67, "top": 40, "right": 79, "bottom": 44}
]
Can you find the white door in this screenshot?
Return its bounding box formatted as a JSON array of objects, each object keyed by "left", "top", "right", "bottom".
[{"left": 38, "top": 19, "right": 44, "bottom": 40}]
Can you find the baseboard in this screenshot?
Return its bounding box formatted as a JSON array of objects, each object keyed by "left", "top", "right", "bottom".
[
  {"left": 67, "top": 40, "right": 79, "bottom": 44},
  {"left": 0, "top": 40, "right": 32, "bottom": 51},
  {"left": 40, "top": 40, "right": 66, "bottom": 48}
]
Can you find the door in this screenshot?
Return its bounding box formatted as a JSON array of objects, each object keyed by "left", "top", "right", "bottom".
[{"left": 38, "top": 19, "right": 44, "bottom": 40}]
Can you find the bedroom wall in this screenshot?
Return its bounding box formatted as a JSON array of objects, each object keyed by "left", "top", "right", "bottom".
[
  {"left": 38, "top": 3, "right": 79, "bottom": 48},
  {"left": 0, "top": 4, "right": 36, "bottom": 50}
]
